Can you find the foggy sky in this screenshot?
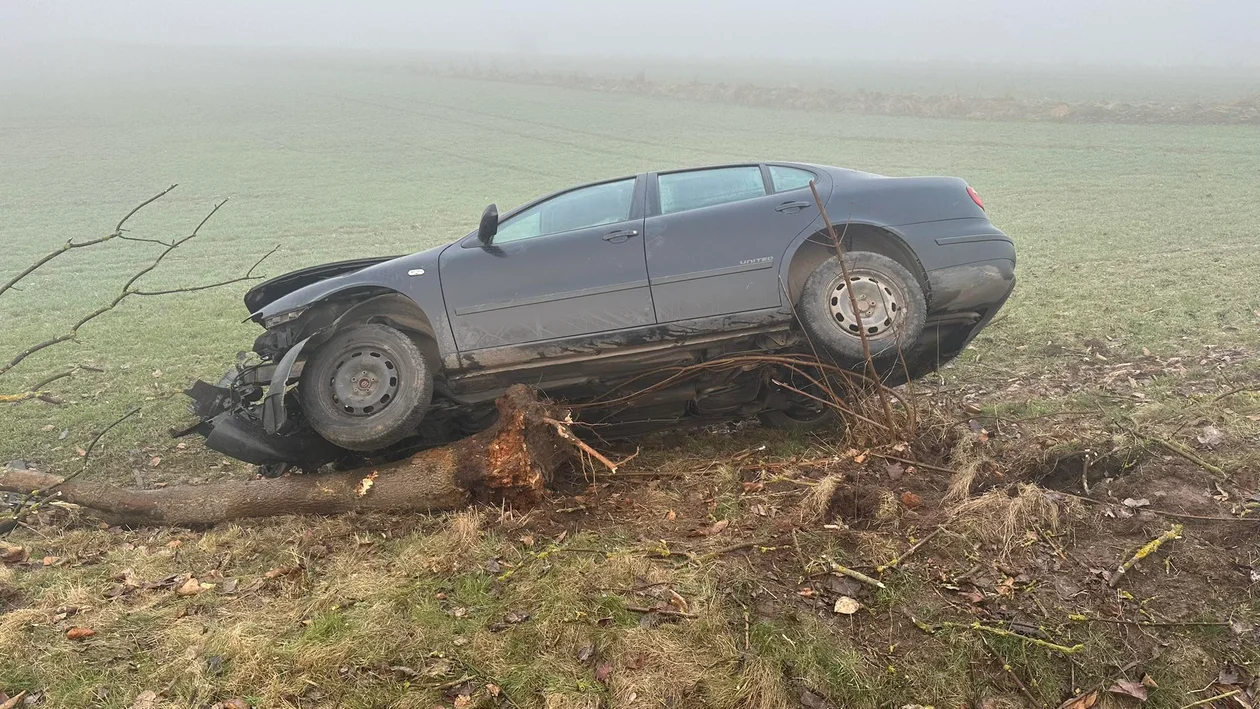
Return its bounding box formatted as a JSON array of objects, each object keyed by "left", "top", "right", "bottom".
[{"left": 2, "top": 0, "right": 1259, "bottom": 67}]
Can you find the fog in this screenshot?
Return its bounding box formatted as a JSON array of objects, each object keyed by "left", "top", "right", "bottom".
[{"left": 2, "top": 0, "right": 1259, "bottom": 68}]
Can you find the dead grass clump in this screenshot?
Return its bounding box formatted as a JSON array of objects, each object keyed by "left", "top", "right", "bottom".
[
  {"left": 728, "top": 654, "right": 793, "bottom": 709},
  {"left": 0, "top": 564, "right": 21, "bottom": 609},
  {"left": 945, "top": 431, "right": 989, "bottom": 504},
  {"left": 608, "top": 627, "right": 713, "bottom": 705},
  {"left": 543, "top": 695, "right": 602, "bottom": 709},
  {"left": 395, "top": 508, "right": 486, "bottom": 575},
  {"left": 950, "top": 483, "right": 1073, "bottom": 552},
  {"left": 799, "top": 474, "right": 843, "bottom": 523}
]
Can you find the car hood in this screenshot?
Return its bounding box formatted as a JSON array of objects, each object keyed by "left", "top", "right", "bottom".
[{"left": 243, "top": 256, "right": 401, "bottom": 313}]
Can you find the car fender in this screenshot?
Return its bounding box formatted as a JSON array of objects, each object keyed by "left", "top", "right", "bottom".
[
  {"left": 262, "top": 335, "right": 310, "bottom": 435},
  {"left": 251, "top": 245, "right": 459, "bottom": 363}
]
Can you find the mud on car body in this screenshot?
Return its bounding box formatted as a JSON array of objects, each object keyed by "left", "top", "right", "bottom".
[{"left": 184, "top": 162, "right": 1015, "bottom": 474}]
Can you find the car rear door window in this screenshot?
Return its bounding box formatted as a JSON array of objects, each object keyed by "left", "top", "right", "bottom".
[
  {"left": 768, "top": 165, "right": 816, "bottom": 193},
  {"left": 495, "top": 178, "right": 636, "bottom": 244},
  {"left": 658, "top": 166, "right": 766, "bottom": 215}
]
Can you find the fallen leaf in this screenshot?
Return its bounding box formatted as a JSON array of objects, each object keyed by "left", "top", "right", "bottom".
[
  {"left": 1197, "top": 426, "right": 1225, "bottom": 448},
  {"left": 167, "top": 540, "right": 182, "bottom": 549},
  {"left": 66, "top": 626, "right": 96, "bottom": 641},
  {"left": 0, "top": 543, "right": 27, "bottom": 564},
  {"left": 1218, "top": 665, "right": 1250, "bottom": 686},
  {"left": 900, "top": 491, "right": 922, "bottom": 510},
  {"left": 0, "top": 691, "right": 26, "bottom": 709},
  {"left": 742, "top": 481, "right": 764, "bottom": 493},
  {"left": 355, "top": 471, "right": 378, "bottom": 497},
  {"left": 1122, "top": 498, "right": 1151, "bottom": 509},
  {"left": 176, "top": 577, "right": 202, "bottom": 596},
  {"left": 42, "top": 555, "right": 61, "bottom": 566},
  {"left": 149, "top": 456, "right": 161, "bottom": 467},
  {"left": 1108, "top": 679, "right": 1149, "bottom": 701},
  {"left": 701, "top": 519, "right": 730, "bottom": 536},
  {"left": 853, "top": 452, "right": 868, "bottom": 464},
  {"left": 222, "top": 699, "right": 250, "bottom": 709},
  {"left": 594, "top": 663, "right": 613, "bottom": 684},
  {"left": 519, "top": 534, "right": 535, "bottom": 548},
  {"left": 576, "top": 642, "right": 597, "bottom": 664},
  {"left": 1057, "top": 690, "right": 1099, "bottom": 709},
  {"left": 264, "top": 565, "right": 301, "bottom": 579},
  {"left": 1140, "top": 675, "right": 1158, "bottom": 689},
  {"left": 833, "top": 596, "right": 861, "bottom": 615},
  {"left": 504, "top": 610, "right": 530, "bottom": 624},
  {"left": 668, "top": 589, "right": 689, "bottom": 613}
]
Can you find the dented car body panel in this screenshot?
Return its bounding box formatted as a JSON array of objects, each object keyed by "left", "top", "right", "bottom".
[{"left": 186, "top": 162, "right": 1016, "bottom": 469}]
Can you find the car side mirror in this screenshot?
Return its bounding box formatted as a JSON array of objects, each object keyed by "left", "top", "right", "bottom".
[{"left": 477, "top": 204, "right": 499, "bottom": 245}]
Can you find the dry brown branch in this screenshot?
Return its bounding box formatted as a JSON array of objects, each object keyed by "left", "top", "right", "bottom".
[
  {"left": 0, "top": 386, "right": 573, "bottom": 527},
  {"left": 876, "top": 526, "right": 946, "bottom": 573},
  {"left": 1131, "top": 429, "right": 1226, "bottom": 477},
  {"left": 0, "top": 184, "right": 177, "bottom": 299},
  {"left": 808, "top": 180, "right": 900, "bottom": 436},
  {"left": 0, "top": 407, "right": 141, "bottom": 535},
  {"left": 542, "top": 416, "right": 621, "bottom": 472},
  {"left": 1, "top": 196, "right": 277, "bottom": 379}
]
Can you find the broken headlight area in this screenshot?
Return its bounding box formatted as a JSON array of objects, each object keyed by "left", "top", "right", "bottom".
[{"left": 261, "top": 306, "right": 308, "bottom": 329}]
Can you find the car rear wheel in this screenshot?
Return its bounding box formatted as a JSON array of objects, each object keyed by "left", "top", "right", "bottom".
[
  {"left": 298, "top": 323, "right": 433, "bottom": 452},
  {"left": 797, "top": 252, "right": 927, "bottom": 368}
]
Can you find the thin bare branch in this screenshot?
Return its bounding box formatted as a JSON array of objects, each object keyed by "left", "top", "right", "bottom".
[
  {"left": 1, "top": 198, "right": 263, "bottom": 378},
  {"left": 131, "top": 243, "right": 278, "bottom": 297},
  {"left": 0, "top": 184, "right": 177, "bottom": 299}
]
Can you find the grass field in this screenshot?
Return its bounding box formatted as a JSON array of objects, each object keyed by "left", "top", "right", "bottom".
[
  {"left": 2, "top": 52, "right": 1260, "bottom": 708},
  {"left": 3, "top": 55, "right": 1258, "bottom": 468}
]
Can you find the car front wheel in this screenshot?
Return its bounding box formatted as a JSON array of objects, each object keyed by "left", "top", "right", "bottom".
[
  {"left": 796, "top": 252, "right": 927, "bottom": 369},
  {"left": 298, "top": 323, "right": 434, "bottom": 451}
]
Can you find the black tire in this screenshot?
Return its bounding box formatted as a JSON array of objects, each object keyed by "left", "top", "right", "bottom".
[
  {"left": 759, "top": 406, "right": 841, "bottom": 432},
  {"left": 298, "top": 323, "right": 434, "bottom": 452},
  {"left": 796, "top": 252, "right": 927, "bottom": 368}
]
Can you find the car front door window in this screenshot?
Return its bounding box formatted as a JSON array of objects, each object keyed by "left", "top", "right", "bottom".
[{"left": 495, "top": 179, "right": 636, "bottom": 244}]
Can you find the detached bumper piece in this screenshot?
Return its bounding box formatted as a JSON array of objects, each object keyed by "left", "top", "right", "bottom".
[{"left": 181, "top": 379, "right": 341, "bottom": 469}]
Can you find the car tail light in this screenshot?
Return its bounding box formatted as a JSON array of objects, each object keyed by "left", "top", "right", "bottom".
[{"left": 967, "top": 185, "right": 985, "bottom": 211}]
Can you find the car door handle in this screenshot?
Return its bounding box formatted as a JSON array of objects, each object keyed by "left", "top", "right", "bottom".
[
  {"left": 602, "top": 229, "right": 639, "bottom": 243},
  {"left": 775, "top": 201, "right": 813, "bottom": 214}
]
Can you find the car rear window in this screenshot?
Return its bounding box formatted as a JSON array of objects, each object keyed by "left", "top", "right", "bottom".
[
  {"left": 769, "top": 165, "right": 816, "bottom": 193},
  {"left": 495, "top": 178, "right": 636, "bottom": 243},
  {"left": 658, "top": 167, "right": 765, "bottom": 215}
]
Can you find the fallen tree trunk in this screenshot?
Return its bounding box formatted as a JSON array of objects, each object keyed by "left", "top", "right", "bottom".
[{"left": 0, "top": 385, "right": 572, "bottom": 527}]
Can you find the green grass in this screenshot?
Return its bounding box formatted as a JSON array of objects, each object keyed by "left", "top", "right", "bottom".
[
  {"left": 3, "top": 53, "right": 1260, "bottom": 706},
  {"left": 3, "top": 56, "right": 1259, "bottom": 471}
]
